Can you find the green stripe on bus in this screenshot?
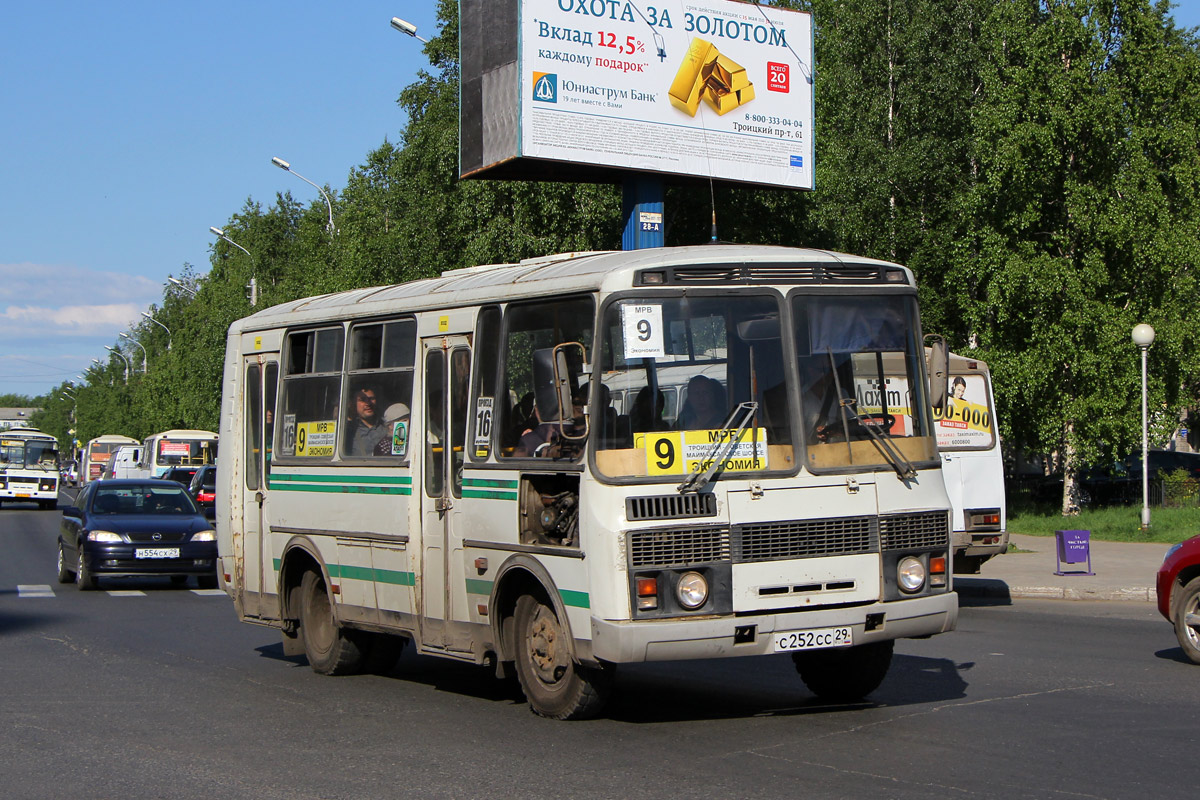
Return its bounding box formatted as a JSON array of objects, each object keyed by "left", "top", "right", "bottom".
[
  {"left": 461, "top": 489, "right": 518, "bottom": 501},
  {"left": 328, "top": 564, "right": 415, "bottom": 586},
  {"left": 559, "top": 589, "right": 590, "bottom": 609},
  {"left": 462, "top": 478, "right": 519, "bottom": 489},
  {"left": 271, "top": 473, "right": 412, "bottom": 485},
  {"left": 271, "top": 483, "right": 413, "bottom": 496},
  {"left": 465, "top": 578, "right": 493, "bottom": 596}
]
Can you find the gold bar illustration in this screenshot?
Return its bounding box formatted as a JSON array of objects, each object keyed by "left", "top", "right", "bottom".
[
  {"left": 669, "top": 37, "right": 716, "bottom": 116},
  {"left": 670, "top": 38, "right": 756, "bottom": 117}
]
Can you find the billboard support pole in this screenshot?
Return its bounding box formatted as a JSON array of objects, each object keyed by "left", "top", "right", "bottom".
[{"left": 621, "top": 175, "right": 664, "bottom": 250}]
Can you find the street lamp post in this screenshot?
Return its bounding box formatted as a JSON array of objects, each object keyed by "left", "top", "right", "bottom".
[
  {"left": 1132, "top": 323, "right": 1156, "bottom": 530},
  {"left": 105, "top": 346, "right": 131, "bottom": 384},
  {"left": 141, "top": 312, "right": 172, "bottom": 350},
  {"left": 169, "top": 277, "right": 198, "bottom": 298},
  {"left": 271, "top": 157, "right": 336, "bottom": 233},
  {"left": 120, "top": 332, "right": 149, "bottom": 373},
  {"left": 210, "top": 226, "right": 259, "bottom": 306},
  {"left": 390, "top": 16, "right": 429, "bottom": 43}
]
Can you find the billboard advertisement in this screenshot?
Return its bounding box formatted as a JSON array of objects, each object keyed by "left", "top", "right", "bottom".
[{"left": 462, "top": 0, "right": 813, "bottom": 189}]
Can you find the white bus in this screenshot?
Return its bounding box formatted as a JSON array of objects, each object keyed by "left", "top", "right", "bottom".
[
  {"left": 0, "top": 428, "right": 61, "bottom": 509},
  {"left": 82, "top": 434, "right": 140, "bottom": 483},
  {"left": 935, "top": 353, "right": 1006, "bottom": 573},
  {"left": 217, "top": 245, "right": 958, "bottom": 719},
  {"left": 139, "top": 429, "right": 218, "bottom": 478}
]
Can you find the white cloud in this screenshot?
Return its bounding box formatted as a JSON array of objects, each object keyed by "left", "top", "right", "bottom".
[
  {"left": 0, "top": 262, "right": 162, "bottom": 307},
  {"left": 0, "top": 303, "right": 146, "bottom": 337}
]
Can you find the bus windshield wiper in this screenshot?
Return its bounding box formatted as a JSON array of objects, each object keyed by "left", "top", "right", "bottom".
[
  {"left": 677, "top": 401, "right": 758, "bottom": 494},
  {"left": 841, "top": 401, "right": 916, "bottom": 480}
]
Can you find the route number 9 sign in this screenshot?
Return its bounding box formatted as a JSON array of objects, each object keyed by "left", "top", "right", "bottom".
[{"left": 621, "top": 303, "right": 665, "bottom": 360}]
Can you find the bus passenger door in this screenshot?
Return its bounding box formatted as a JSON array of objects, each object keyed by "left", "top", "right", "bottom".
[
  {"left": 419, "top": 336, "right": 472, "bottom": 651},
  {"left": 240, "top": 352, "right": 278, "bottom": 619}
]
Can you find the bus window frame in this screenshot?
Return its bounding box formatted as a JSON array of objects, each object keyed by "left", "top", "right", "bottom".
[{"left": 273, "top": 324, "right": 346, "bottom": 464}]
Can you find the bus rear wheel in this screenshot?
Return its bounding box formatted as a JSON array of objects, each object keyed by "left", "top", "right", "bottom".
[
  {"left": 512, "top": 594, "right": 610, "bottom": 720},
  {"left": 298, "top": 570, "right": 365, "bottom": 675},
  {"left": 793, "top": 640, "right": 894, "bottom": 702}
]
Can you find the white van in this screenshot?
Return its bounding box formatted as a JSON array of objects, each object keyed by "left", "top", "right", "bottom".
[{"left": 103, "top": 445, "right": 148, "bottom": 480}]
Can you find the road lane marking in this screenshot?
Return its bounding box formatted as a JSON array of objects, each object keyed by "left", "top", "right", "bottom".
[
  {"left": 191, "top": 589, "right": 226, "bottom": 596},
  {"left": 106, "top": 590, "right": 147, "bottom": 597},
  {"left": 18, "top": 585, "right": 54, "bottom": 598}
]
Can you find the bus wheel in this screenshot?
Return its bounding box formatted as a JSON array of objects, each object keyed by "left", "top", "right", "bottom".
[
  {"left": 793, "top": 640, "right": 893, "bottom": 702},
  {"left": 512, "top": 594, "right": 610, "bottom": 720},
  {"left": 298, "top": 570, "right": 365, "bottom": 675}
]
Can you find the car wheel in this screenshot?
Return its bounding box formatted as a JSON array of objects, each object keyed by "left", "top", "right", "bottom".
[
  {"left": 511, "top": 593, "right": 610, "bottom": 720},
  {"left": 76, "top": 548, "right": 98, "bottom": 591},
  {"left": 56, "top": 543, "right": 75, "bottom": 584},
  {"left": 793, "top": 640, "right": 894, "bottom": 702},
  {"left": 298, "top": 570, "right": 365, "bottom": 675},
  {"left": 1174, "top": 576, "right": 1200, "bottom": 665}
]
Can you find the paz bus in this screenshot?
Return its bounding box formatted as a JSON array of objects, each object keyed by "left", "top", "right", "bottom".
[
  {"left": 138, "top": 429, "right": 218, "bottom": 478},
  {"left": 82, "top": 434, "right": 140, "bottom": 483},
  {"left": 936, "top": 352, "right": 1006, "bottom": 573},
  {"left": 216, "top": 245, "right": 958, "bottom": 719},
  {"left": 0, "top": 428, "right": 61, "bottom": 509}
]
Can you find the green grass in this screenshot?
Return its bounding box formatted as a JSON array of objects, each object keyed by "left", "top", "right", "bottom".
[{"left": 1008, "top": 504, "right": 1200, "bottom": 544}]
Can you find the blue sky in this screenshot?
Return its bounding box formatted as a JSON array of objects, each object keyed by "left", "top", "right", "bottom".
[{"left": 1, "top": 1, "right": 1197, "bottom": 399}]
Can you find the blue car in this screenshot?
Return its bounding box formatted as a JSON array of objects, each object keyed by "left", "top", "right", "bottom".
[{"left": 57, "top": 479, "right": 218, "bottom": 590}]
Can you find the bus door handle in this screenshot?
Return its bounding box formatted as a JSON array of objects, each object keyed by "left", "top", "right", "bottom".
[
  {"left": 435, "top": 497, "right": 453, "bottom": 513},
  {"left": 255, "top": 491, "right": 264, "bottom": 506}
]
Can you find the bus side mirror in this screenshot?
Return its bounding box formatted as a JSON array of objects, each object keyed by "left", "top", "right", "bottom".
[{"left": 926, "top": 335, "right": 949, "bottom": 413}]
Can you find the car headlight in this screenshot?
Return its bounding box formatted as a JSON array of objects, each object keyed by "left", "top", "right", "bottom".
[
  {"left": 87, "top": 530, "right": 124, "bottom": 543},
  {"left": 676, "top": 571, "right": 709, "bottom": 609},
  {"left": 191, "top": 530, "right": 216, "bottom": 542},
  {"left": 897, "top": 556, "right": 926, "bottom": 593}
]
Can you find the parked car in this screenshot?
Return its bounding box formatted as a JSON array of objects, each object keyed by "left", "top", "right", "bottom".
[
  {"left": 187, "top": 464, "right": 216, "bottom": 514},
  {"left": 1156, "top": 534, "right": 1200, "bottom": 664},
  {"left": 56, "top": 479, "right": 218, "bottom": 590},
  {"left": 160, "top": 466, "right": 199, "bottom": 486}
]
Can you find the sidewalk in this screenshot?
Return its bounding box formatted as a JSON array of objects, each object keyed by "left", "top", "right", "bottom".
[{"left": 954, "top": 533, "right": 1171, "bottom": 603}]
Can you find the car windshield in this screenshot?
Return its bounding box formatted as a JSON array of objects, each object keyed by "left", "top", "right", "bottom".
[
  {"left": 594, "top": 294, "right": 791, "bottom": 480},
  {"left": 792, "top": 294, "right": 937, "bottom": 472},
  {"left": 92, "top": 485, "right": 198, "bottom": 515}
]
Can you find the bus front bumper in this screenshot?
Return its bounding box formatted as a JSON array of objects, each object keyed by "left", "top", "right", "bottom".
[{"left": 589, "top": 591, "right": 958, "bottom": 664}]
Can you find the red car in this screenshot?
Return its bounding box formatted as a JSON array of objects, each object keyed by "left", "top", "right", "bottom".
[{"left": 1156, "top": 534, "right": 1200, "bottom": 664}]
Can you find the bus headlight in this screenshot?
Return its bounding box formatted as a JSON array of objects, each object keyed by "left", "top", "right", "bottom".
[
  {"left": 897, "top": 556, "right": 926, "bottom": 593},
  {"left": 676, "top": 571, "right": 709, "bottom": 609}
]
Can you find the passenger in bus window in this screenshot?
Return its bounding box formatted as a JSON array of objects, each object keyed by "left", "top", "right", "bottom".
[
  {"left": 373, "top": 403, "right": 411, "bottom": 456},
  {"left": 630, "top": 386, "right": 668, "bottom": 433},
  {"left": 515, "top": 388, "right": 586, "bottom": 457},
  {"left": 676, "top": 375, "right": 726, "bottom": 430},
  {"left": 346, "top": 385, "right": 389, "bottom": 456}
]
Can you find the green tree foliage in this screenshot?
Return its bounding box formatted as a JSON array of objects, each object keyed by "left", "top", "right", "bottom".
[{"left": 40, "top": 0, "right": 1200, "bottom": 519}]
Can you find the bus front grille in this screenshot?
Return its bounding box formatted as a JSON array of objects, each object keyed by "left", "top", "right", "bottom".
[
  {"left": 732, "top": 516, "right": 877, "bottom": 562},
  {"left": 629, "top": 526, "right": 731, "bottom": 567},
  {"left": 880, "top": 511, "right": 950, "bottom": 551}
]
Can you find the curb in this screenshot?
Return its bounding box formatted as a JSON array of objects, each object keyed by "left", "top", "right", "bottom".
[{"left": 956, "top": 580, "right": 1155, "bottom": 603}]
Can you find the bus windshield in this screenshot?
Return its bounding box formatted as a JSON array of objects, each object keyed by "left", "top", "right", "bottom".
[
  {"left": 0, "top": 438, "right": 59, "bottom": 470},
  {"left": 156, "top": 438, "right": 216, "bottom": 467},
  {"left": 595, "top": 294, "right": 791, "bottom": 479},
  {"left": 793, "top": 294, "right": 937, "bottom": 471}
]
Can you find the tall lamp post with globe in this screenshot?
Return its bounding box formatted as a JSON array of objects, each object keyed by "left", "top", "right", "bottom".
[{"left": 1132, "top": 323, "right": 1156, "bottom": 530}]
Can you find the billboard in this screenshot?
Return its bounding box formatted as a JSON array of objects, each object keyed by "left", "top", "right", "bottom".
[{"left": 460, "top": 0, "right": 813, "bottom": 190}]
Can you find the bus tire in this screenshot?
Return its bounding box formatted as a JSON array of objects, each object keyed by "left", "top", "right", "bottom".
[
  {"left": 793, "top": 639, "right": 893, "bottom": 702},
  {"left": 512, "top": 593, "right": 610, "bottom": 720},
  {"left": 1173, "top": 576, "right": 1200, "bottom": 665},
  {"left": 362, "top": 633, "right": 407, "bottom": 675},
  {"left": 298, "top": 570, "right": 365, "bottom": 675}
]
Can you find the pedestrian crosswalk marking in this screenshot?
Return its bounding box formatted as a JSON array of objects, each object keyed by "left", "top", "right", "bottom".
[
  {"left": 191, "top": 589, "right": 226, "bottom": 596},
  {"left": 107, "top": 590, "right": 146, "bottom": 597},
  {"left": 17, "top": 584, "right": 54, "bottom": 598}
]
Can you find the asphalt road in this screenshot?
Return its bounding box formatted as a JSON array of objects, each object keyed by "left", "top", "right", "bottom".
[{"left": 2, "top": 495, "right": 1198, "bottom": 799}]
